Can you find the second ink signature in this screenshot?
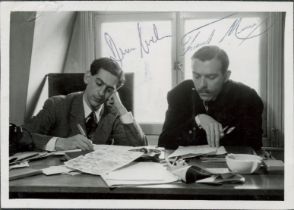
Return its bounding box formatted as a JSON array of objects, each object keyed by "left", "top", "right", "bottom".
[{"left": 182, "top": 14, "right": 271, "bottom": 55}]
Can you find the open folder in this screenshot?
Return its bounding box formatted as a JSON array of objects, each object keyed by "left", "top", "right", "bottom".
[
  {"left": 168, "top": 145, "right": 227, "bottom": 158},
  {"left": 101, "top": 162, "right": 179, "bottom": 187}
]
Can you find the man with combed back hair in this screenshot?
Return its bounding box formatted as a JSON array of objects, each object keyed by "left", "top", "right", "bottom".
[
  {"left": 23, "top": 57, "right": 146, "bottom": 151},
  {"left": 158, "top": 45, "right": 263, "bottom": 150}
]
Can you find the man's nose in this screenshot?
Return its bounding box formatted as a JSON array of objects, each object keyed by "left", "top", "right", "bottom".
[{"left": 199, "top": 77, "right": 207, "bottom": 89}]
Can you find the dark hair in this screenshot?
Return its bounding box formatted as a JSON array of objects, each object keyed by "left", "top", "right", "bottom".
[
  {"left": 90, "top": 57, "right": 125, "bottom": 88},
  {"left": 191, "top": 45, "right": 229, "bottom": 74}
]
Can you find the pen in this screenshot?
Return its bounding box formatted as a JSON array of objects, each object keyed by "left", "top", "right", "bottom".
[
  {"left": 77, "top": 124, "right": 87, "bottom": 137},
  {"left": 77, "top": 124, "right": 94, "bottom": 151},
  {"left": 222, "top": 126, "right": 235, "bottom": 135},
  {"left": 226, "top": 126, "right": 235, "bottom": 134},
  {"left": 77, "top": 123, "right": 93, "bottom": 143}
]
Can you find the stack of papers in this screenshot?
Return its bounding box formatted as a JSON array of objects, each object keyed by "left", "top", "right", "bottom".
[
  {"left": 102, "top": 162, "right": 179, "bottom": 187},
  {"left": 9, "top": 150, "right": 79, "bottom": 166},
  {"left": 65, "top": 145, "right": 144, "bottom": 175},
  {"left": 168, "top": 145, "right": 227, "bottom": 159},
  {"left": 9, "top": 151, "right": 49, "bottom": 165}
]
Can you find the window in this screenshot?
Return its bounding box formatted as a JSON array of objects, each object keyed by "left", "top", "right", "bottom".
[
  {"left": 95, "top": 13, "right": 176, "bottom": 134},
  {"left": 93, "top": 12, "right": 284, "bottom": 147},
  {"left": 99, "top": 20, "right": 172, "bottom": 124},
  {"left": 180, "top": 13, "right": 268, "bottom": 95}
]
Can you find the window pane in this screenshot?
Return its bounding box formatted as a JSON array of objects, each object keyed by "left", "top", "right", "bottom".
[
  {"left": 100, "top": 21, "right": 172, "bottom": 123},
  {"left": 182, "top": 15, "right": 266, "bottom": 94}
]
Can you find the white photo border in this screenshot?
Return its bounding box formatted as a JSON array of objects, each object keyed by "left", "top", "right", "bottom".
[{"left": 1, "top": 1, "right": 293, "bottom": 209}]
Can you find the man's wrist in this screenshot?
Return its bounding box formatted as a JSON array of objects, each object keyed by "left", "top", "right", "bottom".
[
  {"left": 55, "top": 137, "right": 64, "bottom": 151},
  {"left": 117, "top": 105, "right": 128, "bottom": 116},
  {"left": 44, "top": 137, "right": 58, "bottom": 151},
  {"left": 120, "top": 112, "right": 134, "bottom": 124}
]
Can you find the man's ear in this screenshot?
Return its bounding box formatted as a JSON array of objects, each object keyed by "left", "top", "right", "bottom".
[
  {"left": 225, "top": 70, "right": 231, "bottom": 82},
  {"left": 84, "top": 71, "right": 91, "bottom": 84}
]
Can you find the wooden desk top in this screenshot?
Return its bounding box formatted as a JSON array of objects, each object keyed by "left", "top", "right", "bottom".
[{"left": 9, "top": 147, "right": 284, "bottom": 200}]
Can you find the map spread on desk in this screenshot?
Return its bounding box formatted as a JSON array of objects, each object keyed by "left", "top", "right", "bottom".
[{"left": 64, "top": 145, "right": 143, "bottom": 175}]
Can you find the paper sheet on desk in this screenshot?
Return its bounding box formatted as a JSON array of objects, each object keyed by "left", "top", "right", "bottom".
[
  {"left": 42, "top": 165, "right": 75, "bottom": 175},
  {"left": 9, "top": 161, "right": 29, "bottom": 170},
  {"left": 168, "top": 145, "right": 226, "bottom": 158},
  {"left": 65, "top": 145, "right": 143, "bottom": 175},
  {"left": 9, "top": 151, "right": 48, "bottom": 164},
  {"left": 101, "top": 162, "right": 179, "bottom": 187},
  {"left": 93, "top": 144, "right": 134, "bottom": 151}
]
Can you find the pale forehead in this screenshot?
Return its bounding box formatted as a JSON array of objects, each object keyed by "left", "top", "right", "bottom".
[
  {"left": 192, "top": 58, "right": 223, "bottom": 74},
  {"left": 93, "top": 68, "right": 119, "bottom": 88}
]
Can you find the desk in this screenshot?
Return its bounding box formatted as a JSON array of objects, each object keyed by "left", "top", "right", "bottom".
[{"left": 9, "top": 147, "right": 283, "bottom": 200}]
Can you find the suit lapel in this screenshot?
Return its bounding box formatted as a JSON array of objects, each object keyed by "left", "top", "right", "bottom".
[{"left": 69, "top": 92, "right": 86, "bottom": 136}]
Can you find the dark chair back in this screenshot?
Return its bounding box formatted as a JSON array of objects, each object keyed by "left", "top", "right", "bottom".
[{"left": 47, "top": 73, "right": 134, "bottom": 112}]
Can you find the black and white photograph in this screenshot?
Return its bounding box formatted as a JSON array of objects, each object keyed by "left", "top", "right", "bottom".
[{"left": 1, "top": 1, "right": 293, "bottom": 209}]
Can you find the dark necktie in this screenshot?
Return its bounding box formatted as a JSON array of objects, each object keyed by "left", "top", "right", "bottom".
[{"left": 85, "top": 111, "right": 98, "bottom": 140}]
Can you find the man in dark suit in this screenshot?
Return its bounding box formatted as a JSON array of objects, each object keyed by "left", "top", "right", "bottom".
[
  {"left": 158, "top": 45, "right": 263, "bottom": 150},
  {"left": 23, "top": 58, "right": 146, "bottom": 151}
]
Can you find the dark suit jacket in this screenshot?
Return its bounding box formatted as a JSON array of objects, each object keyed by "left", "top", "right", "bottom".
[
  {"left": 158, "top": 80, "right": 264, "bottom": 150},
  {"left": 23, "top": 92, "right": 146, "bottom": 150}
]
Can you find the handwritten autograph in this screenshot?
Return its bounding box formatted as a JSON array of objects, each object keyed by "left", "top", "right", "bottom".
[
  {"left": 137, "top": 23, "right": 171, "bottom": 58},
  {"left": 104, "top": 32, "right": 136, "bottom": 66},
  {"left": 104, "top": 13, "right": 273, "bottom": 64},
  {"left": 104, "top": 23, "right": 171, "bottom": 65},
  {"left": 182, "top": 13, "right": 272, "bottom": 55}
]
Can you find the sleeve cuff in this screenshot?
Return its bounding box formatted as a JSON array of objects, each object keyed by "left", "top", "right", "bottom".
[
  {"left": 44, "top": 137, "right": 58, "bottom": 151},
  {"left": 195, "top": 115, "right": 202, "bottom": 128},
  {"left": 120, "top": 112, "right": 134, "bottom": 124}
]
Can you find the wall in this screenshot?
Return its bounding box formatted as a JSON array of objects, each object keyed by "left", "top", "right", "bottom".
[
  {"left": 63, "top": 12, "right": 95, "bottom": 74},
  {"left": 9, "top": 12, "right": 36, "bottom": 125},
  {"left": 25, "top": 12, "right": 76, "bottom": 121}
]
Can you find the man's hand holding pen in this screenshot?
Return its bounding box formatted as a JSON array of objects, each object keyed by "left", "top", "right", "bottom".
[
  {"left": 195, "top": 114, "right": 235, "bottom": 148},
  {"left": 55, "top": 124, "right": 93, "bottom": 151},
  {"left": 55, "top": 134, "right": 94, "bottom": 151}
]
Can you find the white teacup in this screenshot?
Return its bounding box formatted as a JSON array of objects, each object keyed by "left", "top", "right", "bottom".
[{"left": 225, "top": 153, "right": 263, "bottom": 174}]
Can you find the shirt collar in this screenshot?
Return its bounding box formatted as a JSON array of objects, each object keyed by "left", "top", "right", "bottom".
[{"left": 83, "top": 94, "right": 103, "bottom": 121}]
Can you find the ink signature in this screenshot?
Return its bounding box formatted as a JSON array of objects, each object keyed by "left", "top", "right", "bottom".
[
  {"left": 181, "top": 13, "right": 272, "bottom": 55},
  {"left": 104, "top": 13, "right": 272, "bottom": 62},
  {"left": 137, "top": 23, "right": 171, "bottom": 58},
  {"left": 219, "top": 17, "right": 270, "bottom": 45},
  {"left": 104, "top": 32, "right": 136, "bottom": 66},
  {"left": 104, "top": 23, "right": 172, "bottom": 65}
]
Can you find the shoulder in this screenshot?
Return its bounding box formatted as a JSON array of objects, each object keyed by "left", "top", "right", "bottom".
[
  {"left": 45, "top": 91, "right": 83, "bottom": 107},
  {"left": 226, "top": 80, "right": 263, "bottom": 107},
  {"left": 227, "top": 80, "right": 259, "bottom": 97},
  {"left": 168, "top": 80, "right": 194, "bottom": 101}
]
